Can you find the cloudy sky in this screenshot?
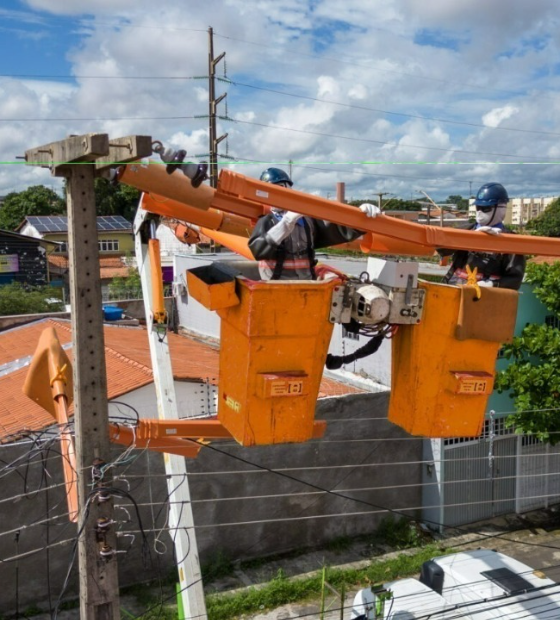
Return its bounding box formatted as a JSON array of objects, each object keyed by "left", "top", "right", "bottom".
[{"left": 1, "top": 0, "right": 560, "bottom": 202}]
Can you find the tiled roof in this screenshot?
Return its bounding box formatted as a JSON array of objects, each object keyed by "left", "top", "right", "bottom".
[
  {"left": 0, "top": 319, "right": 362, "bottom": 439},
  {"left": 47, "top": 256, "right": 130, "bottom": 279},
  {"left": 528, "top": 256, "right": 560, "bottom": 265}
]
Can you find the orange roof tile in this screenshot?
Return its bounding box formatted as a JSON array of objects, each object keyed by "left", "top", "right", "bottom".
[
  {"left": 0, "top": 319, "right": 72, "bottom": 367},
  {"left": 48, "top": 256, "right": 130, "bottom": 278},
  {"left": 529, "top": 255, "right": 560, "bottom": 265},
  {"left": 0, "top": 319, "right": 362, "bottom": 439},
  {"left": 47, "top": 255, "right": 69, "bottom": 268}
]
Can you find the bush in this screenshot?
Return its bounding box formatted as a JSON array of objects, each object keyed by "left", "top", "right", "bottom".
[{"left": 0, "top": 282, "right": 64, "bottom": 315}]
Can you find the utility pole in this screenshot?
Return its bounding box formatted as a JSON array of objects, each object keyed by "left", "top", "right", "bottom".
[
  {"left": 375, "top": 192, "right": 391, "bottom": 212},
  {"left": 208, "top": 26, "right": 228, "bottom": 188},
  {"left": 25, "top": 134, "right": 152, "bottom": 620},
  {"left": 418, "top": 189, "right": 445, "bottom": 227},
  {"left": 289, "top": 159, "right": 293, "bottom": 179}
]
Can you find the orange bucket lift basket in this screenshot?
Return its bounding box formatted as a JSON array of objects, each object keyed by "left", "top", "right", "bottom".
[
  {"left": 187, "top": 261, "right": 335, "bottom": 446},
  {"left": 389, "top": 280, "right": 518, "bottom": 438}
]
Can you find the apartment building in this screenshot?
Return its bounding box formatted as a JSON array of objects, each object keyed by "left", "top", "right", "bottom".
[{"left": 468, "top": 196, "right": 558, "bottom": 226}]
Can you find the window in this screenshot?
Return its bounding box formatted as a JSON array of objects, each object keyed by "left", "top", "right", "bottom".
[
  {"left": 98, "top": 239, "right": 119, "bottom": 252},
  {"left": 54, "top": 242, "right": 68, "bottom": 253}
]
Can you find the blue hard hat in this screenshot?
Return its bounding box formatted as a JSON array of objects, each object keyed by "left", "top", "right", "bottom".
[
  {"left": 474, "top": 183, "right": 508, "bottom": 208},
  {"left": 260, "top": 167, "right": 293, "bottom": 186}
]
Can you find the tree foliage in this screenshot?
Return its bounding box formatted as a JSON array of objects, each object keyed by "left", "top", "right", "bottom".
[
  {"left": 526, "top": 197, "right": 560, "bottom": 237},
  {"left": 348, "top": 198, "right": 423, "bottom": 211},
  {"left": 94, "top": 178, "right": 141, "bottom": 222},
  {"left": 0, "top": 185, "right": 65, "bottom": 231},
  {"left": 444, "top": 195, "right": 469, "bottom": 211},
  {"left": 108, "top": 265, "right": 142, "bottom": 299},
  {"left": 495, "top": 261, "right": 560, "bottom": 443},
  {"left": 0, "top": 282, "right": 64, "bottom": 315},
  {"left": 348, "top": 195, "right": 468, "bottom": 212}
]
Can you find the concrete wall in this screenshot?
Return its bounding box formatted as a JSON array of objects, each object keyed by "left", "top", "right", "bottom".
[
  {"left": 0, "top": 388, "right": 422, "bottom": 613},
  {"left": 0, "top": 298, "right": 174, "bottom": 332},
  {"left": 0, "top": 310, "right": 71, "bottom": 331}
]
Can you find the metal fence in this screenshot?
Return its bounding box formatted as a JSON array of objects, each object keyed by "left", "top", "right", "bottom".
[
  {"left": 436, "top": 422, "right": 560, "bottom": 527},
  {"left": 101, "top": 285, "right": 172, "bottom": 302}
]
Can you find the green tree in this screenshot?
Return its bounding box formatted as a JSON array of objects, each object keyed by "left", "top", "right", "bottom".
[
  {"left": 445, "top": 195, "right": 469, "bottom": 211},
  {"left": 94, "top": 178, "right": 141, "bottom": 222},
  {"left": 496, "top": 261, "right": 560, "bottom": 443},
  {"left": 348, "top": 198, "right": 423, "bottom": 211},
  {"left": 0, "top": 185, "right": 65, "bottom": 231},
  {"left": 526, "top": 197, "right": 560, "bottom": 237},
  {"left": 0, "top": 282, "right": 64, "bottom": 315},
  {"left": 108, "top": 264, "right": 142, "bottom": 299}
]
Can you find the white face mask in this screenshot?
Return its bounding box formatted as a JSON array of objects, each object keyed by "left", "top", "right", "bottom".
[{"left": 476, "top": 205, "right": 506, "bottom": 227}]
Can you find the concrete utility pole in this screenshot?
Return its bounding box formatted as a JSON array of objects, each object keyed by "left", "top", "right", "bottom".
[
  {"left": 208, "top": 26, "right": 228, "bottom": 188},
  {"left": 418, "top": 189, "right": 448, "bottom": 227},
  {"left": 375, "top": 192, "right": 391, "bottom": 211},
  {"left": 25, "top": 134, "right": 151, "bottom": 620}
]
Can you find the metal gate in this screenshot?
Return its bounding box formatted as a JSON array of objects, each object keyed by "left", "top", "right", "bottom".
[
  {"left": 441, "top": 417, "right": 517, "bottom": 527},
  {"left": 517, "top": 436, "right": 560, "bottom": 513}
]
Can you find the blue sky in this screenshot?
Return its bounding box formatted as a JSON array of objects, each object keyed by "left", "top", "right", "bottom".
[
  {"left": 0, "top": 4, "right": 79, "bottom": 77},
  {"left": 1, "top": 0, "right": 560, "bottom": 202}
]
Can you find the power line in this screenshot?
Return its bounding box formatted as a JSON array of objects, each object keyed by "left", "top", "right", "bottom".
[
  {"left": 0, "top": 73, "right": 204, "bottom": 80},
  {"left": 226, "top": 79, "right": 560, "bottom": 138},
  {"left": 0, "top": 115, "right": 202, "bottom": 122},
  {"left": 222, "top": 116, "right": 559, "bottom": 161},
  {"left": 213, "top": 30, "right": 558, "bottom": 104}
]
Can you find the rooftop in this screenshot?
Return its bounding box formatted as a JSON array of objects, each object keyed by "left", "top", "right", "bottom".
[
  {"left": 48, "top": 255, "right": 130, "bottom": 279},
  {"left": 20, "top": 215, "right": 132, "bottom": 234},
  {"left": 0, "top": 319, "right": 362, "bottom": 440}
]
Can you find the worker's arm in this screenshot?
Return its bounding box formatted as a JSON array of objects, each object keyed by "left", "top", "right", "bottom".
[
  {"left": 495, "top": 254, "right": 526, "bottom": 290},
  {"left": 313, "top": 220, "right": 364, "bottom": 249},
  {"left": 249, "top": 213, "right": 300, "bottom": 259},
  {"left": 313, "top": 203, "right": 381, "bottom": 249}
]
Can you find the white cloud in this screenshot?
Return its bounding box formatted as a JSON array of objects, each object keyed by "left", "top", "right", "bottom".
[
  {"left": 0, "top": 1, "right": 557, "bottom": 202},
  {"left": 482, "top": 105, "right": 519, "bottom": 128}
]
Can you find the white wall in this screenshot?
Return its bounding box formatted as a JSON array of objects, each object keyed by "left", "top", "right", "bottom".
[
  {"left": 174, "top": 252, "right": 392, "bottom": 388},
  {"left": 157, "top": 224, "right": 196, "bottom": 258},
  {"left": 113, "top": 379, "right": 217, "bottom": 419}
]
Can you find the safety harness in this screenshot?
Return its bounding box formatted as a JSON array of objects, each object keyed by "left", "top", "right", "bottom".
[{"left": 270, "top": 218, "right": 317, "bottom": 280}]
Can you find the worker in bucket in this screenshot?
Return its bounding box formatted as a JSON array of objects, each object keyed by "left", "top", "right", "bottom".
[
  {"left": 248, "top": 167, "right": 380, "bottom": 280},
  {"left": 440, "top": 182, "right": 525, "bottom": 290}
]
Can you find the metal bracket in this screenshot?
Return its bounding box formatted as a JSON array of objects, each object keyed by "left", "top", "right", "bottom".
[{"left": 329, "top": 283, "right": 353, "bottom": 324}]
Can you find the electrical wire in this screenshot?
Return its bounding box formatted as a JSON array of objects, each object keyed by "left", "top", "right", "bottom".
[
  {"left": 226, "top": 79, "right": 560, "bottom": 138},
  {"left": 213, "top": 30, "right": 559, "bottom": 104},
  {"left": 222, "top": 116, "right": 559, "bottom": 162},
  {"left": 174, "top": 440, "right": 560, "bottom": 552}
]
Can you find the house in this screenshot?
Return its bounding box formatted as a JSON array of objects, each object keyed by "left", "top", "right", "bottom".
[
  {"left": 0, "top": 229, "right": 59, "bottom": 286},
  {"left": 16, "top": 215, "right": 134, "bottom": 297},
  {"left": 0, "top": 318, "right": 420, "bottom": 612},
  {"left": 468, "top": 196, "right": 559, "bottom": 226},
  {"left": 17, "top": 215, "right": 134, "bottom": 256}
]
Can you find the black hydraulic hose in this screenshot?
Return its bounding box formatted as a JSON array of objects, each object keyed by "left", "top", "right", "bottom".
[{"left": 325, "top": 333, "right": 385, "bottom": 370}]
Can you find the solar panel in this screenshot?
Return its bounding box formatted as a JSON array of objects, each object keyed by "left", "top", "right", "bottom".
[
  {"left": 97, "top": 216, "right": 132, "bottom": 231},
  {"left": 27, "top": 215, "right": 131, "bottom": 233}
]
